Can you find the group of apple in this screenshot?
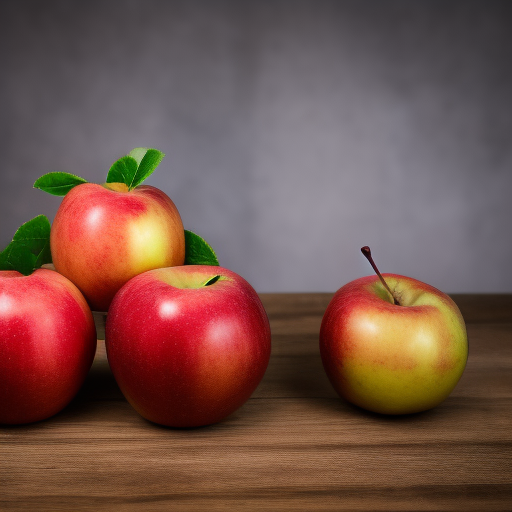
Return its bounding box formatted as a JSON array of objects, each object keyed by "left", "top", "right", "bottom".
[{"left": 0, "top": 148, "right": 468, "bottom": 427}]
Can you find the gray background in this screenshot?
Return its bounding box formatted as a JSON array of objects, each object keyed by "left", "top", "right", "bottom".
[{"left": 1, "top": 0, "right": 511, "bottom": 293}]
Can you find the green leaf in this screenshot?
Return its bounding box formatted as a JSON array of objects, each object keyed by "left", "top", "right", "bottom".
[
  {"left": 203, "top": 275, "right": 221, "bottom": 286},
  {"left": 34, "top": 172, "right": 87, "bottom": 196},
  {"left": 106, "top": 148, "right": 165, "bottom": 190},
  {"left": 130, "top": 148, "right": 165, "bottom": 189},
  {"left": 0, "top": 251, "right": 13, "bottom": 271},
  {"left": 106, "top": 156, "right": 138, "bottom": 186},
  {"left": 0, "top": 215, "right": 52, "bottom": 275},
  {"left": 184, "top": 230, "right": 219, "bottom": 266}
]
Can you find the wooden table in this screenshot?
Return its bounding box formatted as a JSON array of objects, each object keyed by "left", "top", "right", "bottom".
[{"left": 1, "top": 293, "right": 511, "bottom": 511}]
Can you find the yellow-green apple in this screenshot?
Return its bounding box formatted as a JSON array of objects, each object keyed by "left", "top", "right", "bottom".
[
  {"left": 105, "top": 265, "right": 271, "bottom": 427},
  {"left": 319, "top": 247, "right": 468, "bottom": 415},
  {"left": 50, "top": 182, "right": 185, "bottom": 311},
  {"left": 0, "top": 269, "right": 97, "bottom": 424}
]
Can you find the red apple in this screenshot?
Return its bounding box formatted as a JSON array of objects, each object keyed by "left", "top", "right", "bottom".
[
  {"left": 50, "top": 182, "right": 185, "bottom": 311},
  {"left": 105, "top": 265, "right": 271, "bottom": 427},
  {"left": 319, "top": 247, "right": 468, "bottom": 415},
  {"left": 0, "top": 269, "right": 97, "bottom": 424}
]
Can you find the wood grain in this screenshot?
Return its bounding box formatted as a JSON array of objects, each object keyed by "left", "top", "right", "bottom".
[{"left": 1, "top": 294, "right": 511, "bottom": 511}]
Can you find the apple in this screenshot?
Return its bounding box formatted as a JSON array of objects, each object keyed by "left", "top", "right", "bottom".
[
  {"left": 319, "top": 247, "right": 468, "bottom": 415},
  {"left": 105, "top": 265, "right": 271, "bottom": 427},
  {"left": 0, "top": 269, "right": 97, "bottom": 424},
  {"left": 50, "top": 182, "right": 185, "bottom": 311}
]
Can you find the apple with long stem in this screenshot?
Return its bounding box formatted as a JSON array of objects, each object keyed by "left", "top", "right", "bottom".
[
  {"left": 105, "top": 265, "right": 271, "bottom": 427},
  {"left": 319, "top": 246, "right": 468, "bottom": 415}
]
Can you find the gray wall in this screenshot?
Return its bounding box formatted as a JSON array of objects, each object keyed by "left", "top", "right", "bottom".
[{"left": 1, "top": 1, "right": 511, "bottom": 293}]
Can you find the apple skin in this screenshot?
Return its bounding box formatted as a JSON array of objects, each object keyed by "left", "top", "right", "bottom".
[
  {"left": 105, "top": 265, "right": 271, "bottom": 427},
  {"left": 319, "top": 274, "right": 468, "bottom": 415},
  {"left": 51, "top": 182, "right": 185, "bottom": 312},
  {"left": 0, "top": 269, "right": 97, "bottom": 424}
]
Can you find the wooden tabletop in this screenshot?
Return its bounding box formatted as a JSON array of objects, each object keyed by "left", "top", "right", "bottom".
[{"left": 1, "top": 293, "right": 511, "bottom": 511}]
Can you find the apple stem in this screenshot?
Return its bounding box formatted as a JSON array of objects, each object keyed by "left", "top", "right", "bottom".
[{"left": 361, "top": 246, "right": 400, "bottom": 306}]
